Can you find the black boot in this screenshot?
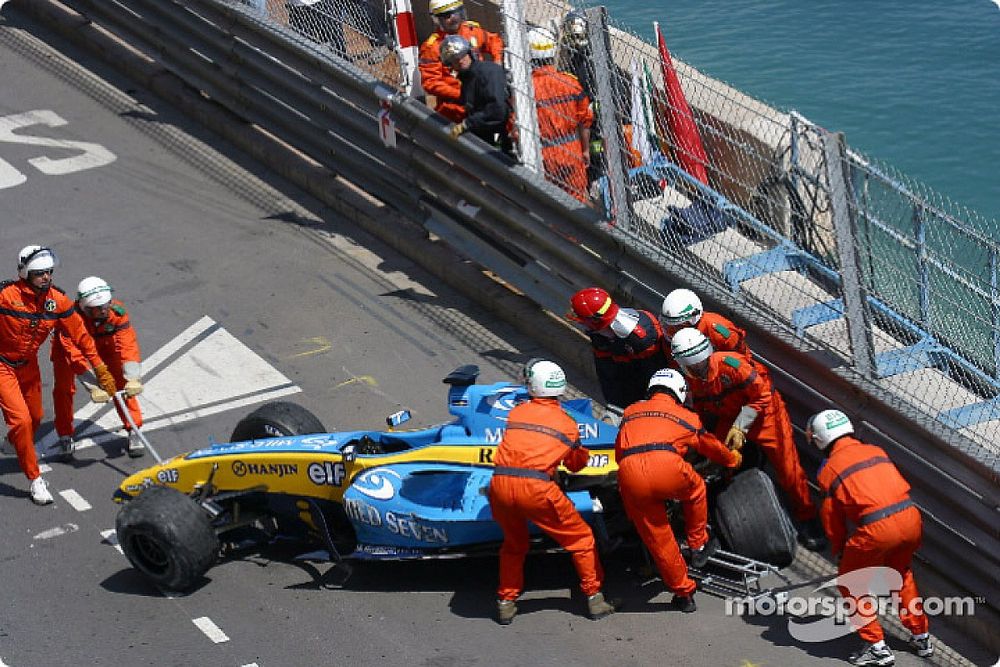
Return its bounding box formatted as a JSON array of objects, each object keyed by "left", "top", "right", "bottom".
[
  {"left": 668, "top": 593, "right": 697, "bottom": 613},
  {"left": 690, "top": 535, "right": 719, "bottom": 569},
  {"left": 797, "top": 518, "right": 828, "bottom": 552}
]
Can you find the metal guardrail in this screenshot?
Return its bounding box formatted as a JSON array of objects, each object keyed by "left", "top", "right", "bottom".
[{"left": 22, "top": 0, "right": 998, "bottom": 654}]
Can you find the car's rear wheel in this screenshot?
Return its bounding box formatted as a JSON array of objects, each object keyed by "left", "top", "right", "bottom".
[
  {"left": 713, "top": 469, "right": 797, "bottom": 567},
  {"left": 230, "top": 401, "right": 326, "bottom": 441},
  {"left": 116, "top": 486, "right": 220, "bottom": 591}
]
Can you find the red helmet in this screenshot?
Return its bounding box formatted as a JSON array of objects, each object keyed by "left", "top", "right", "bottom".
[{"left": 568, "top": 287, "right": 619, "bottom": 330}]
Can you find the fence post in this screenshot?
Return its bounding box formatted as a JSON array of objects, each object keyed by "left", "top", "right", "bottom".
[
  {"left": 501, "top": 0, "right": 541, "bottom": 174},
  {"left": 992, "top": 250, "right": 1000, "bottom": 379},
  {"left": 389, "top": 0, "right": 421, "bottom": 96},
  {"left": 914, "top": 204, "right": 931, "bottom": 329},
  {"left": 824, "top": 130, "right": 875, "bottom": 378},
  {"left": 585, "top": 5, "right": 631, "bottom": 230}
]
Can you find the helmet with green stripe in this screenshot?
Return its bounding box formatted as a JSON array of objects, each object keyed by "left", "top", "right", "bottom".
[{"left": 670, "top": 328, "right": 713, "bottom": 378}]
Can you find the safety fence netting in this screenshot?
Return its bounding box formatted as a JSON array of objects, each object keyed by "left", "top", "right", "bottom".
[{"left": 232, "top": 0, "right": 999, "bottom": 452}]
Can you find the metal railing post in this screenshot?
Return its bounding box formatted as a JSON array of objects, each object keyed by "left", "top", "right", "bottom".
[
  {"left": 585, "top": 5, "right": 631, "bottom": 230},
  {"left": 501, "top": 0, "right": 541, "bottom": 174},
  {"left": 825, "top": 130, "right": 875, "bottom": 377},
  {"left": 992, "top": 250, "right": 1000, "bottom": 379},
  {"left": 914, "top": 204, "right": 931, "bottom": 329}
]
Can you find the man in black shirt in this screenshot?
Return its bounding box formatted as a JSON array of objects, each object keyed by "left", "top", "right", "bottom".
[{"left": 439, "top": 34, "right": 512, "bottom": 154}]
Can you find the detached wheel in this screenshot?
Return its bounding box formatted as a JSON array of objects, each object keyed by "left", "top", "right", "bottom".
[
  {"left": 116, "top": 486, "right": 219, "bottom": 591},
  {"left": 714, "top": 469, "right": 797, "bottom": 567},
  {"left": 230, "top": 401, "right": 326, "bottom": 441}
]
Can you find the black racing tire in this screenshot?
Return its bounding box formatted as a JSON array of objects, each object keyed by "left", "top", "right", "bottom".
[
  {"left": 713, "top": 469, "right": 797, "bottom": 567},
  {"left": 230, "top": 401, "right": 326, "bottom": 442},
  {"left": 116, "top": 486, "right": 220, "bottom": 591}
]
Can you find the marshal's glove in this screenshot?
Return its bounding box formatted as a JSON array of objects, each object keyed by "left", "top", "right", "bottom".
[
  {"left": 727, "top": 448, "right": 742, "bottom": 469},
  {"left": 93, "top": 364, "right": 117, "bottom": 399},
  {"left": 89, "top": 384, "right": 111, "bottom": 403},
  {"left": 724, "top": 425, "right": 746, "bottom": 451},
  {"left": 449, "top": 121, "right": 466, "bottom": 139},
  {"left": 123, "top": 361, "right": 143, "bottom": 397}
]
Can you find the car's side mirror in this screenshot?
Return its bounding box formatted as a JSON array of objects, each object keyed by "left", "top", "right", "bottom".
[
  {"left": 342, "top": 443, "right": 357, "bottom": 463},
  {"left": 386, "top": 409, "right": 411, "bottom": 429}
]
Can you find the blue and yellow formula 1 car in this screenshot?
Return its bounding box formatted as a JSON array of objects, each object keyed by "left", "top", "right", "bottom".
[{"left": 114, "top": 365, "right": 796, "bottom": 593}]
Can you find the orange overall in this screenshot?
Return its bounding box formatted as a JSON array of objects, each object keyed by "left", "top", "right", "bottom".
[
  {"left": 489, "top": 398, "right": 603, "bottom": 601},
  {"left": 532, "top": 65, "right": 593, "bottom": 203},
  {"left": 817, "top": 436, "right": 928, "bottom": 643},
  {"left": 0, "top": 280, "right": 102, "bottom": 480},
  {"left": 51, "top": 299, "right": 142, "bottom": 438},
  {"left": 615, "top": 393, "right": 738, "bottom": 595},
  {"left": 686, "top": 352, "right": 816, "bottom": 521},
  {"left": 418, "top": 23, "right": 504, "bottom": 123}
]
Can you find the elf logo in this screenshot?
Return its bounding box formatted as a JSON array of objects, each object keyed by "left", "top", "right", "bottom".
[{"left": 308, "top": 461, "right": 347, "bottom": 487}]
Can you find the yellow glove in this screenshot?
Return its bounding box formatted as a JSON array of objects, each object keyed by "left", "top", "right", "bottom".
[
  {"left": 124, "top": 378, "right": 144, "bottom": 397},
  {"left": 89, "top": 384, "right": 111, "bottom": 403},
  {"left": 449, "top": 121, "right": 466, "bottom": 139},
  {"left": 724, "top": 425, "right": 746, "bottom": 451},
  {"left": 727, "top": 449, "right": 742, "bottom": 469},
  {"left": 93, "top": 363, "right": 118, "bottom": 398}
]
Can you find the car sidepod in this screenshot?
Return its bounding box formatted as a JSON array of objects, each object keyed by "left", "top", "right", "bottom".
[{"left": 342, "top": 463, "right": 597, "bottom": 559}]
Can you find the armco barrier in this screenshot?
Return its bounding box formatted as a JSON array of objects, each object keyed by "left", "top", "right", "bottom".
[{"left": 20, "top": 0, "right": 998, "bottom": 654}]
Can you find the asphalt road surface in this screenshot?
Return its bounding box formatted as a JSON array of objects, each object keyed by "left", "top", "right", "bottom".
[{"left": 0, "top": 7, "right": 990, "bottom": 667}]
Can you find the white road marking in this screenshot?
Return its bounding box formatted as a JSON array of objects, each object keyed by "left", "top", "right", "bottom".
[
  {"left": 100, "top": 529, "right": 124, "bottom": 554},
  {"left": 33, "top": 523, "right": 79, "bottom": 540},
  {"left": 58, "top": 489, "right": 92, "bottom": 512},
  {"left": 192, "top": 616, "right": 230, "bottom": 643},
  {"left": 38, "top": 463, "right": 52, "bottom": 473},
  {"left": 241, "top": 663, "right": 260, "bottom": 667},
  {"left": 39, "top": 317, "right": 301, "bottom": 450},
  {"left": 0, "top": 655, "right": 10, "bottom": 666}
]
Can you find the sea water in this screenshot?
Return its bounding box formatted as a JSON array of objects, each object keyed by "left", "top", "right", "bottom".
[{"left": 602, "top": 0, "right": 999, "bottom": 223}]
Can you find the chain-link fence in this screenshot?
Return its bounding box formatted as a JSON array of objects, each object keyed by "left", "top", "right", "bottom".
[
  {"left": 231, "top": 0, "right": 999, "bottom": 450},
  {"left": 240, "top": 0, "right": 399, "bottom": 83}
]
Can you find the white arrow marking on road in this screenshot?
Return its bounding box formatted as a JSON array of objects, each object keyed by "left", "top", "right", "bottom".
[
  {"left": 192, "top": 616, "right": 230, "bottom": 643},
  {"left": 100, "top": 529, "right": 124, "bottom": 554},
  {"left": 58, "top": 489, "right": 92, "bottom": 512},
  {"left": 33, "top": 523, "right": 80, "bottom": 540},
  {"left": 39, "top": 316, "right": 301, "bottom": 451}
]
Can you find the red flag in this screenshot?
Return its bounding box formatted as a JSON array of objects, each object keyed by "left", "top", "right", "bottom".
[{"left": 655, "top": 22, "right": 709, "bottom": 184}]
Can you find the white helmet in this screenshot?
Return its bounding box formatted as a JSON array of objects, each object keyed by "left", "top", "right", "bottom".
[
  {"left": 806, "top": 409, "right": 854, "bottom": 450},
  {"left": 647, "top": 368, "right": 687, "bottom": 403},
  {"left": 523, "top": 358, "right": 567, "bottom": 398},
  {"left": 661, "top": 288, "right": 703, "bottom": 327},
  {"left": 17, "top": 245, "right": 58, "bottom": 279},
  {"left": 77, "top": 276, "right": 113, "bottom": 308},
  {"left": 527, "top": 27, "right": 557, "bottom": 61},
  {"left": 670, "top": 328, "right": 713, "bottom": 367},
  {"left": 429, "top": 0, "right": 463, "bottom": 16}
]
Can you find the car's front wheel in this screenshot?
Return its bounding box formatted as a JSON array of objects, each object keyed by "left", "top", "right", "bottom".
[
  {"left": 116, "top": 486, "right": 220, "bottom": 591},
  {"left": 713, "top": 469, "right": 797, "bottom": 567},
  {"left": 230, "top": 401, "right": 326, "bottom": 441}
]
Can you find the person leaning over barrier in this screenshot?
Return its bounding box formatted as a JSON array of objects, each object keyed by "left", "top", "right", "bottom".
[
  {"left": 808, "top": 409, "right": 932, "bottom": 666},
  {"left": 567, "top": 287, "right": 669, "bottom": 411},
  {"left": 615, "top": 369, "right": 741, "bottom": 613},
  {"left": 51, "top": 276, "right": 146, "bottom": 460},
  {"left": 439, "top": 34, "right": 512, "bottom": 155},
  {"left": 418, "top": 0, "right": 503, "bottom": 124},
  {"left": 670, "top": 328, "right": 826, "bottom": 551},
  {"left": 0, "top": 247, "right": 117, "bottom": 505},
  {"left": 488, "top": 359, "right": 616, "bottom": 625},
  {"left": 660, "top": 287, "right": 827, "bottom": 553}
]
